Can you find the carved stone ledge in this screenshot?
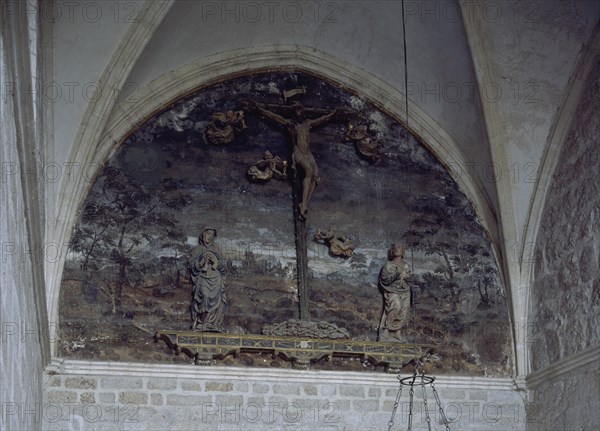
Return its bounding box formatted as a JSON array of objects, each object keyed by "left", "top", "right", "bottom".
[{"left": 154, "top": 330, "right": 433, "bottom": 373}]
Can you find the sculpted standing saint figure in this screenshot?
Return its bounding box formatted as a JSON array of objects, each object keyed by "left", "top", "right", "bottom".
[
  {"left": 189, "top": 228, "right": 226, "bottom": 332},
  {"left": 377, "top": 243, "right": 411, "bottom": 342},
  {"left": 250, "top": 102, "right": 339, "bottom": 218}
]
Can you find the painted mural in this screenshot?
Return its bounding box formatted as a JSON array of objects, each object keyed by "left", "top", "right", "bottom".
[{"left": 59, "top": 72, "right": 511, "bottom": 375}]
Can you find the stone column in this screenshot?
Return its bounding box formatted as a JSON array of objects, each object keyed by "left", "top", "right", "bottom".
[{"left": 1, "top": 2, "right": 50, "bottom": 430}]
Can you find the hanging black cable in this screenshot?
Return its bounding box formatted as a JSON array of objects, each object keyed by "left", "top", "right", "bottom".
[
  {"left": 387, "top": 1, "right": 452, "bottom": 429},
  {"left": 402, "top": 0, "right": 409, "bottom": 130},
  {"left": 400, "top": 0, "right": 418, "bottom": 354}
]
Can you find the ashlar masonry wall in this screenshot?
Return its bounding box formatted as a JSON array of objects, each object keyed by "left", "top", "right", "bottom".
[{"left": 40, "top": 360, "right": 526, "bottom": 431}]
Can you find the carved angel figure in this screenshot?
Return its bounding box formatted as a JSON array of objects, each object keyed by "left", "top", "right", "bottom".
[
  {"left": 314, "top": 227, "right": 356, "bottom": 258},
  {"left": 206, "top": 110, "right": 247, "bottom": 145},
  {"left": 344, "top": 123, "right": 381, "bottom": 162},
  {"left": 247, "top": 150, "right": 288, "bottom": 182}
]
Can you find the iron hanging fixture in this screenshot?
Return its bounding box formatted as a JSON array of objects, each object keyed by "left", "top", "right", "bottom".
[{"left": 387, "top": 361, "right": 452, "bottom": 430}]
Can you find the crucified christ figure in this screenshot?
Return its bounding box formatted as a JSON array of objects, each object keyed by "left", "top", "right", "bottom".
[{"left": 250, "top": 101, "right": 339, "bottom": 218}]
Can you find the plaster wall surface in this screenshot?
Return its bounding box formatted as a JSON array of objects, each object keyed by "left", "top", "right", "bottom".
[
  {"left": 462, "top": 0, "right": 600, "bottom": 246},
  {"left": 42, "top": 360, "right": 526, "bottom": 431},
  {"left": 51, "top": 0, "right": 144, "bottom": 166}
]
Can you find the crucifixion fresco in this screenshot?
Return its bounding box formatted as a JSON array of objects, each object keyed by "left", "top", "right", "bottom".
[{"left": 58, "top": 72, "right": 511, "bottom": 375}]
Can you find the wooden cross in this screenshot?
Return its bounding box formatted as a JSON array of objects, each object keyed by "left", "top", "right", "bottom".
[{"left": 248, "top": 100, "right": 346, "bottom": 321}]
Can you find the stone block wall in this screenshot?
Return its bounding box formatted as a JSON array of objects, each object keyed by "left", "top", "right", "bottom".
[
  {"left": 526, "top": 346, "right": 600, "bottom": 431},
  {"left": 527, "top": 39, "right": 600, "bottom": 431},
  {"left": 530, "top": 55, "right": 600, "bottom": 371},
  {"left": 41, "top": 360, "right": 525, "bottom": 430}
]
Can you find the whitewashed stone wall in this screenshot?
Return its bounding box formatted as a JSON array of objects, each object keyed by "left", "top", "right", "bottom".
[
  {"left": 526, "top": 346, "right": 600, "bottom": 431},
  {"left": 527, "top": 45, "right": 600, "bottom": 431},
  {"left": 41, "top": 360, "right": 525, "bottom": 431},
  {"left": 530, "top": 55, "right": 600, "bottom": 371}
]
